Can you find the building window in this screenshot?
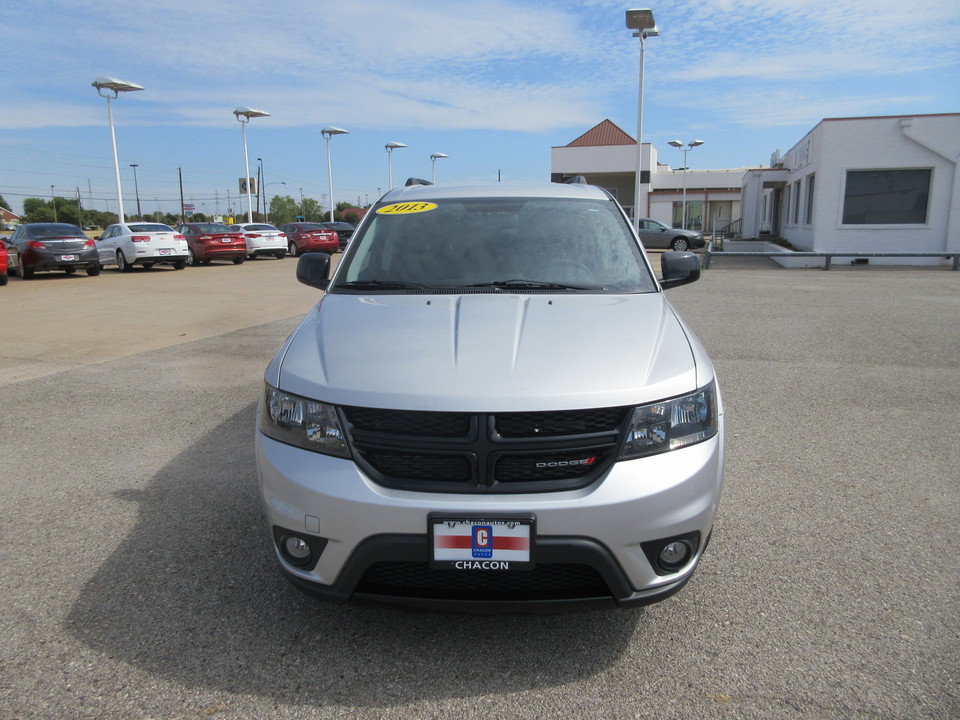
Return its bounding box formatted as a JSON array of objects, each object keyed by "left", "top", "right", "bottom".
[
  {"left": 793, "top": 180, "right": 802, "bottom": 224},
  {"left": 842, "top": 169, "right": 931, "bottom": 225},
  {"left": 805, "top": 174, "right": 815, "bottom": 225}
]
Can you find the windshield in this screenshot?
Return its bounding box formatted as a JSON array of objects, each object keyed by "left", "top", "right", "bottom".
[
  {"left": 128, "top": 223, "right": 174, "bottom": 232},
  {"left": 334, "top": 196, "right": 656, "bottom": 293},
  {"left": 193, "top": 223, "right": 232, "bottom": 233},
  {"left": 241, "top": 224, "right": 276, "bottom": 231},
  {"left": 27, "top": 224, "right": 84, "bottom": 238}
]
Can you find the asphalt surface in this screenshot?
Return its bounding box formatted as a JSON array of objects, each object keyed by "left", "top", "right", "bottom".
[{"left": 1, "top": 256, "right": 958, "bottom": 719}]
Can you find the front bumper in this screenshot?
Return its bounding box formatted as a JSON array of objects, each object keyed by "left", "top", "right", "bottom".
[{"left": 256, "top": 421, "right": 724, "bottom": 611}]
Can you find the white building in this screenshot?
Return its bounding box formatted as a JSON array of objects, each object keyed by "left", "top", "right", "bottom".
[
  {"left": 741, "top": 113, "right": 960, "bottom": 266},
  {"left": 552, "top": 114, "right": 960, "bottom": 266},
  {"left": 551, "top": 119, "right": 747, "bottom": 235}
]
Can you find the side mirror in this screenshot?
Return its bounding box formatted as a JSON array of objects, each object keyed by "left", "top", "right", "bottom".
[
  {"left": 296, "top": 252, "right": 331, "bottom": 290},
  {"left": 660, "top": 251, "right": 700, "bottom": 289}
]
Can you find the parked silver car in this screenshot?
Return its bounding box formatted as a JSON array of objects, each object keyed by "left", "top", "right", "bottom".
[
  {"left": 256, "top": 181, "right": 725, "bottom": 612},
  {"left": 636, "top": 218, "right": 705, "bottom": 251}
]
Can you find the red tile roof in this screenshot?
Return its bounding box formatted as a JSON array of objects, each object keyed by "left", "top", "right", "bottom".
[{"left": 566, "top": 119, "right": 636, "bottom": 147}]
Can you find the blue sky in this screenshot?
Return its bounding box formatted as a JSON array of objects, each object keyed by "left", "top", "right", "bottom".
[{"left": 2, "top": 0, "right": 958, "bottom": 218}]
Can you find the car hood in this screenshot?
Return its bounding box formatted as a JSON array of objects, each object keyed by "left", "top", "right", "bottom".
[{"left": 271, "top": 292, "right": 708, "bottom": 412}]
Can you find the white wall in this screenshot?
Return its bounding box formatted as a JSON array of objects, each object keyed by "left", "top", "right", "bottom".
[{"left": 778, "top": 115, "right": 960, "bottom": 264}]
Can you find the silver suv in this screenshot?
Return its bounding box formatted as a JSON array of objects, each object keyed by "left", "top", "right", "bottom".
[{"left": 256, "top": 181, "right": 725, "bottom": 612}]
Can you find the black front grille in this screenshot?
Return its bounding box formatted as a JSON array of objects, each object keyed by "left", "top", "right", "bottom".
[
  {"left": 496, "top": 407, "right": 625, "bottom": 437},
  {"left": 356, "top": 561, "right": 610, "bottom": 601},
  {"left": 340, "top": 406, "right": 629, "bottom": 494}
]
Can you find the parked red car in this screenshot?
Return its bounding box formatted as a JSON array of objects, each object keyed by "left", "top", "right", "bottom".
[
  {"left": 279, "top": 223, "right": 339, "bottom": 256},
  {"left": 0, "top": 241, "right": 8, "bottom": 286},
  {"left": 174, "top": 223, "right": 247, "bottom": 265}
]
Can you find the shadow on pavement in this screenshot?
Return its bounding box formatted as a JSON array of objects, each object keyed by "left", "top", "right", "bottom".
[{"left": 67, "top": 403, "right": 641, "bottom": 708}]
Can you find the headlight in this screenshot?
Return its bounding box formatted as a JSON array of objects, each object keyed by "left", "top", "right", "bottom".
[
  {"left": 259, "top": 384, "right": 350, "bottom": 458},
  {"left": 618, "top": 382, "right": 718, "bottom": 460}
]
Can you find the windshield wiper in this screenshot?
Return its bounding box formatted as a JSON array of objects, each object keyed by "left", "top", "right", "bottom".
[
  {"left": 464, "top": 279, "right": 588, "bottom": 290},
  {"left": 337, "top": 280, "right": 433, "bottom": 290}
]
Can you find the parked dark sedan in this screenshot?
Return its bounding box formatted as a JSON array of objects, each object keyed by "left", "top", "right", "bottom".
[
  {"left": 279, "top": 223, "right": 339, "bottom": 256},
  {"left": 9, "top": 223, "right": 101, "bottom": 278},
  {"left": 316, "top": 222, "right": 355, "bottom": 250},
  {"left": 174, "top": 223, "right": 247, "bottom": 265}
]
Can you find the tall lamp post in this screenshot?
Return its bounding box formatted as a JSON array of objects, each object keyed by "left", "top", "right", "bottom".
[
  {"left": 625, "top": 9, "right": 659, "bottom": 233},
  {"left": 129, "top": 163, "right": 142, "bottom": 221},
  {"left": 233, "top": 107, "right": 270, "bottom": 223},
  {"left": 430, "top": 153, "right": 449, "bottom": 183},
  {"left": 322, "top": 126, "right": 349, "bottom": 222},
  {"left": 385, "top": 142, "right": 406, "bottom": 189},
  {"left": 92, "top": 77, "right": 144, "bottom": 223},
  {"left": 667, "top": 139, "right": 704, "bottom": 229}
]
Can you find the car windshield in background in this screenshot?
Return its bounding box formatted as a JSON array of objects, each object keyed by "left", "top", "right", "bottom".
[
  {"left": 296, "top": 224, "right": 328, "bottom": 232},
  {"left": 193, "top": 224, "right": 232, "bottom": 233},
  {"left": 240, "top": 224, "right": 276, "bottom": 231},
  {"left": 128, "top": 224, "right": 174, "bottom": 232},
  {"left": 27, "top": 224, "right": 84, "bottom": 238},
  {"left": 335, "top": 196, "right": 656, "bottom": 293}
]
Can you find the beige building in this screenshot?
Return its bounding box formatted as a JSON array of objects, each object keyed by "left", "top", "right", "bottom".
[{"left": 551, "top": 119, "right": 746, "bottom": 235}]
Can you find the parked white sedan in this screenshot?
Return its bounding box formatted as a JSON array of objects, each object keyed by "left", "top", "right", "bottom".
[
  {"left": 97, "top": 223, "right": 189, "bottom": 272},
  {"left": 229, "top": 223, "right": 287, "bottom": 260}
]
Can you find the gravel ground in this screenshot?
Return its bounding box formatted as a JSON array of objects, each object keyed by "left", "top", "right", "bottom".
[{"left": 1, "top": 259, "right": 957, "bottom": 719}]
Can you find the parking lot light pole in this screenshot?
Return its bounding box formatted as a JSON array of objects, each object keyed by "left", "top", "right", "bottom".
[
  {"left": 385, "top": 142, "right": 406, "bottom": 189},
  {"left": 92, "top": 77, "right": 144, "bottom": 223},
  {"left": 322, "top": 127, "right": 349, "bottom": 222},
  {"left": 625, "top": 9, "right": 659, "bottom": 233},
  {"left": 668, "top": 139, "right": 704, "bottom": 229},
  {"left": 430, "top": 153, "right": 449, "bottom": 183},
  {"left": 233, "top": 107, "right": 270, "bottom": 223}
]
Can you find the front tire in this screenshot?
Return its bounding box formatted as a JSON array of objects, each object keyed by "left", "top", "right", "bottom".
[
  {"left": 670, "top": 238, "right": 690, "bottom": 252},
  {"left": 186, "top": 248, "right": 196, "bottom": 266},
  {"left": 288, "top": 241, "right": 298, "bottom": 257},
  {"left": 19, "top": 256, "right": 34, "bottom": 279}
]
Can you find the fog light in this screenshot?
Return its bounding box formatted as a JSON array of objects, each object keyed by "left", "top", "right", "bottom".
[
  {"left": 284, "top": 536, "right": 312, "bottom": 561},
  {"left": 659, "top": 540, "right": 691, "bottom": 569}
]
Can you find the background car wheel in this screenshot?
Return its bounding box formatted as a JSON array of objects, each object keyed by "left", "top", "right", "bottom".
[
  {"left": 143, "top": 262, "right": 155, "bottom": 269},
  {"left": 64, "top": 267, "right": 76, "bottom": 275},
  {"left": 186, "top": 248, "right": 196, "bottom": 266},
  {"left": 670, "top": 238, "right": 690, "bottom": 251},
  {"left": 117, "top": 250, "right": 134, "bottom": 273},
  {"left": 19, "top": 257, "right": 34, "bottom": 279},
  {"left": 0, "top": 273, "right": 7, "bottom": 286},
  {"left": 276, "top": 251, "right": 286, "bottom": 260},
  {"left": 288, "top": 242, "right": 298, "bottom": 257},
  {"left": 173, "top": 259, "right": 186, "bottom": 270},
  {"left": 86, "top": 264, "right": 101, "bottom": 276},
  {"left": 232, "top": 257, "right": 245, "bottom": 265}
]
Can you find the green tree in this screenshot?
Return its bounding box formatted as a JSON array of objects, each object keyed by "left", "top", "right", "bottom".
[
  {"left": 302, "top": 197, "right": 324, "bottom": 222},
  {"left": 0, "top": 195, "right": 11, "bottom": 212},
  {"left": 269, "top": 195, "right": 299, "bottom": 225}
]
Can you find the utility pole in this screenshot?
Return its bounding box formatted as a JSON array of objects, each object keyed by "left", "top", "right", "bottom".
[{"left": 179, "top": 167, "right": 185, "bottom": 222}]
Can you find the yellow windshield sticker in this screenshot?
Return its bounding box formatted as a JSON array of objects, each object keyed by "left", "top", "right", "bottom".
[{"left": 376, "top": 202, "right": 438, "bottom": 216}]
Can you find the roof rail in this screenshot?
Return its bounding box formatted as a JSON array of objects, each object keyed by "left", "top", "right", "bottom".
[{"left": 404, "top": 177, "right": 433, "bottom": 187}]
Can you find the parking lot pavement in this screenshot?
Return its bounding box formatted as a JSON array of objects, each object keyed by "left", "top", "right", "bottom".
[{"left": 1, "top": 261, "right": 957, "bottom": 719}]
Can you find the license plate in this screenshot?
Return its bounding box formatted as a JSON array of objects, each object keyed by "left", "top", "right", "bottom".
[
  {"left": 159, "top": 248, "right": 172, "bottom": 255},
  {"left": 221, "top": 238, "right": 233, "bottom": 243},
  {"left": 429, "top": 515, "right": 535, "bottom": 570},
  {"left": 59, "top": 255, "right": 77, "bottom": 261}
]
